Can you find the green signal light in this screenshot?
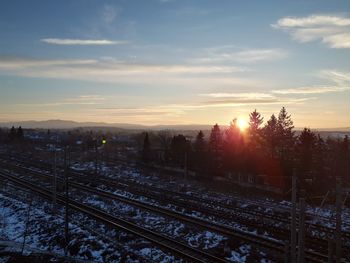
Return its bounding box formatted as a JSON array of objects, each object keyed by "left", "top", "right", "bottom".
[{"left": 102, "top": 139, "right": 107, "bottom": 144}]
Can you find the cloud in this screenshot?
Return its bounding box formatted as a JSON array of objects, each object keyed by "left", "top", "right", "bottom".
[
  {"left": 199, "top": 93, "right": 312, "bottom": 107},
  {"left": 0, "top": 57, "right": 251, "bottom": 86},
  {"left": 96, "top": 106, "right": 184, "bottom": 117},
  {"left": 201, "top": 92, "right": 275, "bottom": 99},
  {"left": 190, "top": 48, "right": 288, "bottom": 64},
  {"left": 275, "top": 15, "right": 350, "bottom": 27},
  {"left": 41, "top": 38, "right": 128, "bottom": 45},
  {"left": 272, "top": 86, "right": 350, "bottom": 94},
  {"left": 0, "top": 57, "right": 97, "bottom": 69},
  {"left": 16, "top": 95, "right": 106, "bottom": 107},
  {"left": 272, "top": 70, "right": 350, "bottom": 94},
  {"left": 94, "top": 95, "right": 312, "bottom": 120},
  {"left": 320, "top": 70, "right": 350, "bottom": 85},
  {"left": 273, "top": 15, "right": 350, "bottom": 48}
]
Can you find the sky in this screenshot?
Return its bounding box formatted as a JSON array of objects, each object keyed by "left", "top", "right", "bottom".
[{"left": 0, "top": 0, "right": 350, "bottom": 128}]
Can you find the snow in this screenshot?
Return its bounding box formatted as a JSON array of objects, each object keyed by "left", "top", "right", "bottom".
[
  {"left": 0, "top": 186, "right": 174, "bottom": 262},
  {"left": 4, "top": 155, "right": 350, "bottom": 261}
]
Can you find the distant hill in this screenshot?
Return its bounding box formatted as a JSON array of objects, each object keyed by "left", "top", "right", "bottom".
[
  {"left": 315, "top": 127, "right": 350, "bottom": 132},
  {"left": 1, "top": 119, "right": 349, "bottom": 133},
  {"left": 0, "top": 119, "right": 213, "bottom": 131}
]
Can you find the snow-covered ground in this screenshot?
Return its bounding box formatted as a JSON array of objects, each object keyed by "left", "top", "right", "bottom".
[
  {"left": 0, "top": 180, "right": 273, "bottom": 262},
  {"left": 2, "top": 157, "right": 350, "bottom": 262},
  {"left": 0, "top": 184, "right": 180, "bottom": 262}
]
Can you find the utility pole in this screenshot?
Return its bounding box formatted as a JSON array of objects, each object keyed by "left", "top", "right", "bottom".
[
  {"left": 21, "top": 194, "right": 33, "bottom": 255},
  {"left": 335, "top": 177, "right": 342, "bottom": 263},
  {"left": 284, "top": 240, "right": 290, "bottom": 263},
  {"left": 64, "top": 146, "right": 69, "bottom": 256},
  {"left": 291, "top": 173, "right": 297, "bottom": 263},
  {"left": 52, "top": 136, "right": 58, "bottom": 210},
  {"left": 328, "top": 237, "right": 334, "bottom": 263},
  {"left": 184, "top": 151, "right": 188, "bottom": 180},
  {"left": 94, "top": 139, "right": 98, "bottom": 176},
  {"left": 297, "top": 189, "right": 306, "bottom": 263}
]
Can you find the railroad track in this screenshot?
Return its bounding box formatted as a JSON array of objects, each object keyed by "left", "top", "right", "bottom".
[
  {"left": 5, "top": 153, "right": 346, "bottom": 234},
  {"left": 65, "top": 165, "right": 350, "bottom": 243},
  {"left": 2, "top": 155, "right": 350, "bottom": 245},
  {"left": 0, "top": 170, "right": 229, "bottom": 263},
  {"left": 105, "top": 158, "right": 350, "bottom": 230},
  {"left": 1, "top": 157, "right": 348, "bottom": 248},
  {"left": 0, "top": 159, "right": 334, "bottom": 262},
  {"left": 0, "top": 160, "right": 317, "bottom": 238}
]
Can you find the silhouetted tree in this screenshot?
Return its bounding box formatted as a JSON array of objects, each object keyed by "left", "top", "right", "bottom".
[
  {"left": 277, "top": 107, "right": 295, "bottom": 155},
  {"left": 17, "top": 126, "right": 24, "bottom": 139},
  {"left": 193, "top": 130, "right": 207, "bottom": 171},
  {"left": 296, "top": 128, "right": 317, "bottom": 179},
  {"left": 223, "top": 119, "right": 244, "bottom": 173},
  {"left": 277, "top": 107, "right": 295, "bottom": 176},
  {"left": 209, "top": 124, "right": 223, "bottom": 172},
  {"left": 262, "top": 114, "right": 279, "bottom": 157},
  {"left": 248, "top": 109, "right": 263, "bottom": 148},
  {"left": 247, "top": 110, "right": 264, "bottom": 173},
  {"left": 170, "top": 134, "right": 189, "bottom": 167},
  {"left": 313, "top": 134, "right": 328, "bottom": 188},
  {"left": 156, "top": 130, "right": 172, "bottom": 162},
  {"left": 337, "top": 135, "right": 349, "bottom": 178}
]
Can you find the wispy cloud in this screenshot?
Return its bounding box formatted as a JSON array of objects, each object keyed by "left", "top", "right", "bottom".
[
  {"left": 199, "top": 92, "right": 312, "bottom": 106},
  {"left": 200, "top": 97, "right": 312, "bottom": 107},
  {"left": 190, "top": 48, "right": 288, "bottom": 64},
  {"left": 96, "top": 106, "right": 184, "bottom": 117},
  {"left": 201, "top": 92, "right": 275, "bottom": 99},
  {"left": 0, "top": 57, "right": 97, "bottom": 69},
  {"left": 272, "top": 70, "right": 350, "bottom": 94},
  {"left": 16, "top": 95, "right": 106, "bottom": 107},
  {"left": 0, "top": 57, "right": 250, "bottom": 86},
  {"left": 273, "top": 14, "right": 350, "bottom": 48},
  {"left": 320, "top": 70, "right": 350, "bottom": 85},
  {"left": 272, "top": 86, "right": 350, "bottom": 94},
  {"left": 41, "top": 38, "right": 128, "bottom": 45}
]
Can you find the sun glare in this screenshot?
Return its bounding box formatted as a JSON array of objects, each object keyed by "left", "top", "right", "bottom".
[{"left": 237, "top": 118, "right": 248, "bottom": 132}]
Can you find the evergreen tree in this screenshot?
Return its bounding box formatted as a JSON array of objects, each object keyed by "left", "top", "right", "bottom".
[
  {"left": 193, "top": 131, "right": 207, "bottom": 172},
  {"left": 276, "top": 107, "right": 295, "bottom": 176},
  {"left": 9, "top": 126, "right": 16, "bottom": 141},
  {"left": 296, "top": 128, "right": 317, "bottom": 179},
  {"left": 338, "top": 135, "right": 349, "bottom": 178},
  {"left": 194, "top": 131, "right": 205, "bottom": 153},
  {"left": 247, "top": 110, "right": 264, "bottom": 173},
  {"left": 248, "top": 109, "right": 263, "bottom": 147},
  {"left": 16, "top": 126, "right": 24, "bottom": 139},
  {"left": 277, "top": 107, "right": 295, "bottom": 155},
  {"left": 314, "top": 134, "right": 328, "bottom": 188},
  {"left": 223, "top": 119, "right": 243, "bottom": 172},
  {"left": 170, "top": 134, "right": 188, "bottom": 166},
  {"left": 209, "top": 124, "right": 223, "bottom": 172},
  {"left": 262, "top": 114, "right": 279, "bottom": 157}
]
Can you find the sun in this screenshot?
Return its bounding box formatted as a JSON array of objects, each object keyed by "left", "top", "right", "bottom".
[{"left": 237, "top": 118, "right": 248, "bottom": 132}]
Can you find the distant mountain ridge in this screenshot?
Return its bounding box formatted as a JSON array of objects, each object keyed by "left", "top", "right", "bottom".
[
  {"left": 0, "top": 119, "right": 213, "bottom": 131},
  {"left": 0, "top": 119, "right": 349, "bottom": 132}
]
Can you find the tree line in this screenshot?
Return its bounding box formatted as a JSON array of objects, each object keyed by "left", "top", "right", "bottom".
[{"left": 141, "top": 107, "right": 350, "bottom": 188}]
